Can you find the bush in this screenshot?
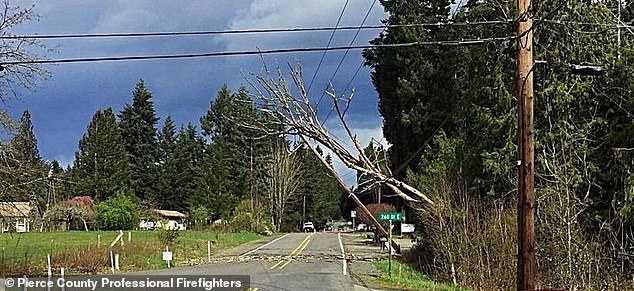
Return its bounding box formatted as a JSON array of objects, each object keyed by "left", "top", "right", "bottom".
[
  {"left": 157, "top": 225, "right": 181, "bottom": 246},
  {"left": 189, "top": 205, "right": 212, "bottom": 230},
  {"left": 229, "top": 199, "right": 270, "bottom": 233},
  {"left": 95, "top": 191, "right": 139, "bottom": 230},
  {"left": 410, "top": 172, "right": 634, "bottom": 290}
]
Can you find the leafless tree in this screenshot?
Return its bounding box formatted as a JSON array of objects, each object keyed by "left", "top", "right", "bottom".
[
  {"left": 0, "top": 1, "right": 49, "bottom": 221},
  {"left": 0, "top": 1, "right": 49, "bottom": 102},
  {"left": 265, "top": 140, "right": 304, "bottom": 232},
  {"left": 249, "top": 64, "right": 434, "bottom": 251}
]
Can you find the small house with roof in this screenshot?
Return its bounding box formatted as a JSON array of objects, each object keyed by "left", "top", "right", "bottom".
[
  {"left": 0, "top": 202, "right": 39, "bottom": 233},
  {"left": 139, "top": 209, "right": 187, "bottom": 230}
]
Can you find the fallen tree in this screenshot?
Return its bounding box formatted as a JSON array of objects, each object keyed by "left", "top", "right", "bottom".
[{"left": 249, "top": 65, "right": 435, "bottom": 252}]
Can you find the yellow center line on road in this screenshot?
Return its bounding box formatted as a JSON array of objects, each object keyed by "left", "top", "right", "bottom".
[
  {"left": 278, "top": 234, "right": 311, "bottom": 269},
  {"left": 270, "top": 232, "right": 314, "bottom": 270}
]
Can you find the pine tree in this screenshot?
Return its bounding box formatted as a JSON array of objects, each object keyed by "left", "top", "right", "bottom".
[
  {"left": 296, "top": 145, "right": 344, "bottom": 228},
  {"left": 363, "top": 0, "right": 456, "bottom": 176},
  {"left": 118, "top": 80, "right": 160, "bottom": 202},
  {"left": 169, "top": 123, "right": 204, "bottom": 211},
  {"left": 4, "top": 110, "right": 46, "bottom": 201},
  {"left": 199, "top": 85, "right": 272, "bottom": 219},
  {"left": 10, "top": 110, "right": 42, "bottom": 164},
  {"left": 366, "top": 0, "right": 634, "bottom": 285},
  {"left": 72, "top": 108, "right": 131, "bottom": 201},
  {"left": 156, "top": 115, "right": 177, "bottom": 208}
]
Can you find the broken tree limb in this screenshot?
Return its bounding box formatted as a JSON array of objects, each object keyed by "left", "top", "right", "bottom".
[
  {"left": 299, "top": 135, "right": 400, "bottom": 253},
  {"left": 249, "top": 64, "right": 435, "bottom": 253}
]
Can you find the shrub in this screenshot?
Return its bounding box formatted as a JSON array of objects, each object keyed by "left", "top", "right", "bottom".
[
  {"left": 229, "top": 199, "right": 270, "bottom": 233},
  {"left": 45, "top": 196, "right": 96, "bottom": 230},
  {"left": 95, "top": 191, "right": 139, "bottom": 230},
  {"left": 157, "top": 226, "right": 181, "bottom": 246},
  {"left": 189, "top": 205, "right": 212, "bottom": 230},
  {"left": 410, "top": 171, "right": 634, "bottom": 290}
]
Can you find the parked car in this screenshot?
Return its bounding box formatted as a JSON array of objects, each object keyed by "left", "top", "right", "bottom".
[
  {"left": 303, "top": 222, "right": 315, "bottom": 232},
  {"left": 356, "top": 223, "right": 367, "bottom": 232},
  {"left": 324, "top": 224, "right": 333, "bottom": 231},
  {"left": 337, "top": 225, "right": 345, "bottom": 232}
]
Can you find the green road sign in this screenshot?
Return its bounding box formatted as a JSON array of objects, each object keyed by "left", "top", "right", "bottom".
[{"left": 378, "top": 212, "right": 402, "bottom": 221}]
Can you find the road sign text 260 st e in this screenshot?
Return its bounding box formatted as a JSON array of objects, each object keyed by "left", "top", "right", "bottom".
[{"left": 377, "top": 212, "right": 402, "bottom": 221}]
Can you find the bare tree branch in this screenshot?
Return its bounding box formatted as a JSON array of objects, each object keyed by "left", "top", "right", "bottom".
[{"left": 252, "top": 64, "right": 433, "bottom": 206}]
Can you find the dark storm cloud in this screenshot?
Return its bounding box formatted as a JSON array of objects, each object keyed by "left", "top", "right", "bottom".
[{"left": 6, "top": 0, "right": 386, "bottom": 182}]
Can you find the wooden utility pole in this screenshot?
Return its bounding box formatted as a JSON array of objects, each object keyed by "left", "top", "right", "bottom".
[{"left": 516, "top": 0, "right": 535, "bottom": 289}]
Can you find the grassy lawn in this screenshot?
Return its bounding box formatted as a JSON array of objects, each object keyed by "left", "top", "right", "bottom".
[
  {"left": 0, "top": 230, "right": 262, "bottom": 276},
  {"left": 372, "top": 259, "right": 468, "bottom": 291}
]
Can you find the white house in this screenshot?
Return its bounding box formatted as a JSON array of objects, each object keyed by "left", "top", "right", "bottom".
[
  {"left": 147, "top": 209, "right": 188, "bottom": 230},
  {"left": 0, "top": 202, "right": 38, "bottom": 233}
]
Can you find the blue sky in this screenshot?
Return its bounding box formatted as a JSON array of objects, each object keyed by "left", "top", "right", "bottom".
[{"left": 5, "top": 0, "right": 388, "bottom": 182}]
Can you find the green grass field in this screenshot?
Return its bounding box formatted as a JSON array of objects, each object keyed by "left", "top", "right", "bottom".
[
  {"left": 0, "top": 230, "right": 262, "bottom": 276},
  {"left": 372, "top": 259, "right": 468, "bottom": 291}
]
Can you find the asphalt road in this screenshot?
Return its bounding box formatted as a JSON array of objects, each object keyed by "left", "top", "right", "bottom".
[{"left": 143, "top": 232, "right": 358, "bottom": 291}]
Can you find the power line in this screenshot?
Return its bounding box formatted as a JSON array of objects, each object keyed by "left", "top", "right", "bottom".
[
  {"left": 0, "top": 37, "right": 513, "bottom": 66},
  {"left": 0, "top": 21, "right": 513, "bottom": 40},
  {"left": 518, "top": 0, "right": 570, "bottom": 40},
  {"left": 541, "top": 19, "right": 631, "bottom": 28},
  {"left": 321, "top": 0, "right": 405, "bottom": 128},
  {"left": 320, "top": 51, "right": 365, "bottom": 127},
  {"left": 306, "top": 0, "right": 350, "bottom": 95},
  {"left": 314, "top": 0, "right": 379, "bottom": 111}
]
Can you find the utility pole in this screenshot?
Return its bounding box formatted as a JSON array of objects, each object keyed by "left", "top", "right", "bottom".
[
  {"left": 516, "top": 0, "right": 535, "bottom": 289},
  {"left": 302, "top": 194, "right": 306, "bottom": 225}
]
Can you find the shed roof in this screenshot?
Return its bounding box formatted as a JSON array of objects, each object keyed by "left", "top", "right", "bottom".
[
  {"left": 0, "top": 202, "right": 33, "bottom": 217},
  {"left": 152, "top": 209, "right": 187, "bottom": 218}
]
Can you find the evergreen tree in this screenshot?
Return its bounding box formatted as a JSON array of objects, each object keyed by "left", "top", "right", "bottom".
[
  {"left": 365, "top": 0, "right": 634, "bottom": 285},
  {"left": 118, "top": 80, "right": 160, "bottom": 202},
  {"left": 72, "top": 108, "right": 131, "bottom": 201},
  {"left": 3, "top": 110, "right": 46, "bottom": 201},
  {"left": 10, "top": 110, "right": 42, "bottom": 163},
  {"left": 156, "top": 116, "right": 177, "bottom": 208},
  {"left": 291, "top": 145, "right": 344, "bottom": 229},
  {"left": 363, "top": 0, "right": 456, "bottom": 176},
  {"left": 169, "top": 123, "right": 204, "bottom": 211},
  {"left": 198, "top": 85, "right": 273, "bottom": 219}
]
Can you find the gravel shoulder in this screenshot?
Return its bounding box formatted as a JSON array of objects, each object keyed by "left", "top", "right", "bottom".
[{"left": 341, "top": 232, "right": 416, "bottom": 291}]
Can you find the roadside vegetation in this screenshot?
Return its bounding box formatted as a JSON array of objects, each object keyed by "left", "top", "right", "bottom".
[
  {"left": 372, "top": 259, "right": 467, "bottom": 291},
  {"left": 0, "top": 230, "right": 261, "bottom": 276},
  {"left": 361, "top": 0, "right": 634, "bottom": 289}
]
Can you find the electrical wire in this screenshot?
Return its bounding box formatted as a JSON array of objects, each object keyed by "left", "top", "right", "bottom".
[
  {"left": 0, "top": 21, "right": 513, "bottom": 40},
  {"left": 517, "top": 0, "right": 570, "bottom": 40},
  {"left": 306, "top": 0, "right": 350, "bottom": 95},
  {"left": 0, "top": 37, "right": 513, "bottom": 66},
  {"left": 321, "top": 0, "right": 404, "bottom": 129},
  {"left": 313, "top": 0, "right": 378, "bottom": 110}
]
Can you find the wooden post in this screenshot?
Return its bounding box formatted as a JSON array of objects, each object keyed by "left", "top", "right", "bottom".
[
  {"left": 388, "top": 220, "right": 392, "bottom": 278},
  {"left": 166, "top": 246, "right": 171, "bottom": 268},
  {"left": 61, "top": 267, "right": 65, "bottom": 291},
  {"left": 207, "top": 241, "right": 211, "bottom": 262},
  {"left": 516, "top": 0, "right": 536, "bottom": 288},
  {"left": 109, "top": 251, "right": 115, "bottom": 274}
]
